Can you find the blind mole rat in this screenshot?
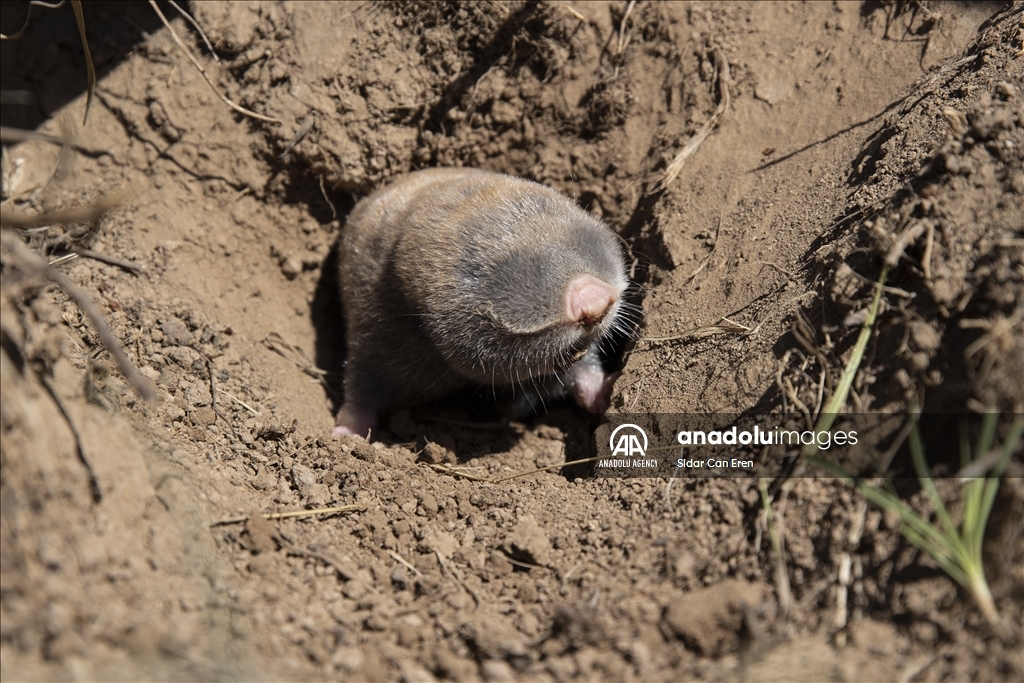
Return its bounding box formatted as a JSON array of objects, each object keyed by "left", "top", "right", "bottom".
[{"left": 333, "top": 167, "right": 633, "bottom": 438}]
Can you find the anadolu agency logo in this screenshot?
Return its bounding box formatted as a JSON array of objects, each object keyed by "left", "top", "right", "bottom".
[
  {"left": 610, "top": 423, "right": 648, "bottom": 457},
  {"left": 597, "top": 424, "right": 658, "bottom": 470}
]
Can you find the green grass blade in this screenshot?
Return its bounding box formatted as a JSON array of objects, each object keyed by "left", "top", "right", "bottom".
[
  {"left": 908, "top": 420, "right": 959, "bottom": 539},
  {"left": 975, "top": 417, "right": 1024, "bottom": 548},
  {"left": 800, "top": 265, "right": 888, "bottom": 458},
  {"left": 962, "top": 478, "right": 984, "bottom": 557},
  {"left": 900, "top": 525, "right": 968, "bottom": 586},
  {"left": 806, "top": 455, "right": 951, "bottom": 551},
  {"left": 976, "top": 412, "right": 998, "bottom": 460}
]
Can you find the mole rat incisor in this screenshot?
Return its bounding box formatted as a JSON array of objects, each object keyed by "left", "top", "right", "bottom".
[{"left": 333, "top": 168, "right": 633, "bottom": 438}]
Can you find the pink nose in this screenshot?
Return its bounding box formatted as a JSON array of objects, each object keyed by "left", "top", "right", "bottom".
[{"left": 565, "top": 274, "right": 617, "bottom": 326}]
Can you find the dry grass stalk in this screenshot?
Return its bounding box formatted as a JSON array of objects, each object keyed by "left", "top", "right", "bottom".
[
  {"left": 656, "top": 47, "right": 732, "bottom": 192},
  {"left": 69, "top": 0, "right": 95, "bottom": 124},
  {"left": 0, "top": 185, "right": 135, "bottom": 230},
  {"left": 147, "top": 0, "right": 283, "bottom": 125},
  {"left": 642, "top": 318, "right": 749, "bottom": 344},
  {"left": 212, "top": 505, "right": 365, "bottom": 526},
  {"left": 1, "top": 231, "right": 156, "bottom": 401}
]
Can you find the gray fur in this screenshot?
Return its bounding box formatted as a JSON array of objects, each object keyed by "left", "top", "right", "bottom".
[{"left": 338, "top": 168, "right": 629, "bottom": 422}]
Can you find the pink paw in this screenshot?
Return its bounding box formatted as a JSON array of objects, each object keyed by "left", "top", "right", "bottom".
[{"left": 332, "top": 405, "right": 377, "bottom": 440}]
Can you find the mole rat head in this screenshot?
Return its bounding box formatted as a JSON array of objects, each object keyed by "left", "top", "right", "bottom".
[{"left": 447, "top": 217, "right": 629, "bottom": 385}]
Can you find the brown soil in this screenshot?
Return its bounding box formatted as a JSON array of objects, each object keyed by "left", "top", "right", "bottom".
[{"left": 2, "top": 2, "right": 1022, "bottom": 681}]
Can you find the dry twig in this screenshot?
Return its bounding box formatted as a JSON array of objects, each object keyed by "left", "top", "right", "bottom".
[
  {"left": 167, "top": 0, "right": 219, "bottom": 61},
  {"left": 216, "top": 388, "right": 260, "bottom": 415},
  {"left": 319, "top": 175, "right": 337, "bottom": 220},
  {"left": 263, "top": 333, "right": 328, "bottom": 379},
  {"left": 656, "top": 47, "right": 731, "bottom": 192},
  {"left": 682, "top": 215, "right": 722, "bottom": 285},
  {"left": 616, "top": 1, "right": 637, "bottom": 54},
  {"left": 40, "top": 374, "right": 102, "bottom": 502},
  {"left": 1, "top": 232, "right": 156, "bottom": 401},
  {"left": 0, "top": 2, "right": 94, "bottom": 124},
  {"left": 0, "top": 125, "right": 100, "bottom": 154},
  {"left": 0, "top": 185, "right": 135, "bottom": 230},
  {"left": 66, "top": 248, "right": 143, "bottom": 273},
  {"left": 147, "top": 0, "right": 283, "bottom": 125},
  {"left": 281, "top": 115, "right": 316, "bottom": 160},
  {"left": 0, "top": 0, "right": 67, "bottom": 40},
  {"left": 641, "top": 318, "right": 749, "bottom": 344},
  {"left": 387, "top": 550, "right": 423, "bottom": 577},
  {"left": 428, "top": 455, "right": 603, "bottom": 484},
  {"left": 211, "top": 504, "right": 364, "bottom": 526},
  {"left": 790, "top": 311, "right": 834, "bottom": 393},
  {"left": 69, "top": 0, "right": 95, "bottom": 125}
]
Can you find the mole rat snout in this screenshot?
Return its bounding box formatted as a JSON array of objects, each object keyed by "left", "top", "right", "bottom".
[{"left": 565, "top": 273, "right": 618, "bottom": 327}]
